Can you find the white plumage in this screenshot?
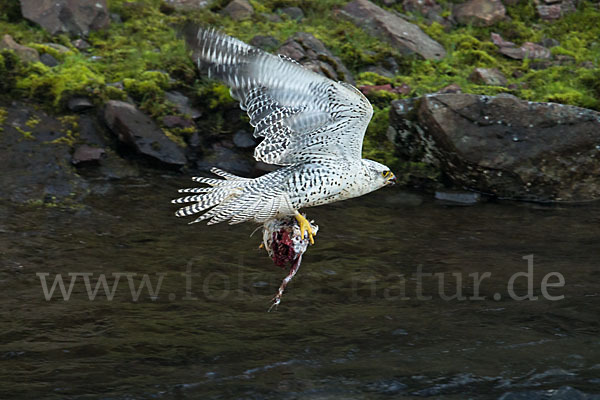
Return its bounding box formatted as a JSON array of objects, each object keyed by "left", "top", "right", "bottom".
[{"left": 173, "top": 29, "right": 396, "bottom": 232}]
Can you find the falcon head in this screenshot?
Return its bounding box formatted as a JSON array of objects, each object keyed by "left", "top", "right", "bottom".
[{"left": 362, "top": 159, "right": 396, "bottom": 189}]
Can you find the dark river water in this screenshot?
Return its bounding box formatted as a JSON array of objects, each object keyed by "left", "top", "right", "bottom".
[{"left": 1, "top": 171, "right": 599, "bottom": 399}]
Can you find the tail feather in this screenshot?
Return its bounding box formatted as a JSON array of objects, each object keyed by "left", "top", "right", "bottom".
[{"left": 173, "top": 167, "right": 288, "bottom": 225}]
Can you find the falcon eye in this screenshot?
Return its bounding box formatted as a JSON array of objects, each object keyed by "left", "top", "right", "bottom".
[{"left": 382, "top": 170, "right": 390, "bottom": 178}]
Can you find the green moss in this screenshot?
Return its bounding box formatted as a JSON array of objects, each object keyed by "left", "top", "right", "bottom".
[
  {"left": 0, "top": 107, "right": 7, "bottom": 132},
  {"left": 363, "top": 106, "right": 398, "bottom": 168},
  {"left": 15, "top": 126, "right": 34, "bottom": 140},
  {"left": 25, "top": 115, "right": 40, "bottom": 129},
  {"left": 17, "top": 58, "right": 105, "bottom": 106}
]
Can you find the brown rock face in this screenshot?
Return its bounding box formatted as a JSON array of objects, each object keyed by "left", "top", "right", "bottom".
[
  {"left": 453, "top": 0, "right": 506, "bottom": 27},
  {"left": 339, "top": 0, "right": 446, "bottom": 60},
  {"left": 390, "top": 94, "right": 600, "bottom": 202},
  {"left": 103, "top": 101, "right": 186, "bottom": 167},
  {"left": 277, "top": 32, "right": 355, "bottom": 84},
  {"left": 20, "top": 0, "right": 110, "bottom": 36}
]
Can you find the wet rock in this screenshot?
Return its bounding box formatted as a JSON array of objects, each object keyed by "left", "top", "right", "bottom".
[
  {"left": 435, "top": 190, "right": 481, "bottom": 204},
  {"left": 0, "top": 102, "right": 89, "bottom": 203},
  {"left": 278, "top": 6, "right": 304, "bottom": 21},
  {"left": 339, "top": 0, "right": 446, "bottom": 60},
  {"left": 389, "top": 93, "right": 600, "bottom": 202},
  {"left": 162, "top": 0, "right": 214, "bottom": 10},
  {"left": 72, "top": 145, "right": 106, "bottom": 165},
  {"left": 233, "top": 130, "right": 256, "bottom": 148},
  {"left": 103, "top": 100, "right": 186, "bottom": 167},
  {"left": 20, "top": 0, "right": 110, "bottom": 36},
  {"left": 249, "top": 35, "right": 279, "bottom": 50},
  {"left": 453, "top": 0, "right": 506, "bottom": 27},
  {"left": 222, "top": 0, "right": 254, "bottom": 21},
  {"left": 40, "top": 53, "right": 59, "bottom": 67},
  {"left": 0, "top": 34, "right": 39, "bottom": 63},
  {"left": 469, "top": 67, "right": 507, "bottom": 86},
  {"left": 67, "top": 97, "right": 94, "bottom": 112},
  {"left": 162, "top": 115, "right": 194, "bottom": 129},
  {"left": 165, "top": 91, "right": 202, "bottom": 119},
  {"left": 540, "top": 37, "right": 560, "bottom": 48},
  {"left": 278, "top": 32, "right": 355, "bottom": 84}
]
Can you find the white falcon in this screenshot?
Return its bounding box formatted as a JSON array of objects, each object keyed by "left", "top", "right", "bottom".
[{"left": 173, "top": 29, "right": 396, "bottom": 244}]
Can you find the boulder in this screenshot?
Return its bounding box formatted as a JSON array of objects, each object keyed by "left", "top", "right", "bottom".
[
  {"left": 389, "top": 93, "right": 600, "bottom": 202},
  {"left": 277, "top": 32, "right": 355, "bottom": 84},
  {"left": 452, "top": 0, "right": 506, "bottom": 27},
  {"left": 222, "top": 0, "right": 254, "bottom": 21},
  {"left": 402, "top": 0, "right": 442, "bottom": 17},
  {"left": 0, "top": 35, "right": 39, "bottom": 63},
  {"left": 339, "top": 0, "right": 446, "bottom": 60},
  {"left": 249, "top": 35, "right": 279, "bottom": 50},
  {"left": 165, "top": 91, "right": 202, "bottom": 120},
  {"left": 20, "top": 0, "right": 110, "bottom": 36},
  {"left": 103, "top": 100, "right": 186, "bottom": 167}
]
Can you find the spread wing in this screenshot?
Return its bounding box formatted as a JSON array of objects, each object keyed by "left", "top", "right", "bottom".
[{"left": 192, "top": 29, "right": 373, "bottom": 166}]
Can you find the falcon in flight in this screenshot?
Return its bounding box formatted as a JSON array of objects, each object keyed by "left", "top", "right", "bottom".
[{"left": 173, "top": 29, "right": 396, "bottom": 244}]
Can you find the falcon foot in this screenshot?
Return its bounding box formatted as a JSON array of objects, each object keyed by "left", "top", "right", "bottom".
[{"left": 294, "top": 211, "right": 315, "bottom": 245}]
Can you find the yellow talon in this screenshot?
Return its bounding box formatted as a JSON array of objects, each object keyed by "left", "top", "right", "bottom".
[{"left": 294, "top": 212, "right": 315, "bottom": 245}]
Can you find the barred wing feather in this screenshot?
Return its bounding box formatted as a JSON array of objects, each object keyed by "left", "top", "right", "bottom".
[{"left": 195, "top": 29, "right": 373, "bottom": 165}]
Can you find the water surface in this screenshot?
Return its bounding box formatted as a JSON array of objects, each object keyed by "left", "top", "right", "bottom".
[{"left": 1, "top": 172, "right": 599, "bottom": 399}]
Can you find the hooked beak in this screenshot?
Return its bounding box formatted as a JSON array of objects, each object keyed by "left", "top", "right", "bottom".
[{"left": 386, "top": 172, "right": 397, "bottom": 186}]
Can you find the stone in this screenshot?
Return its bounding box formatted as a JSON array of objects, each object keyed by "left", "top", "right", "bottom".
[
  {"left": 452, "top": 0, "right": 506, "bottom": 27},
  {"left": 165, "top": 91, "right": 202, "bottom": 119},
  {"left": 43, "top": 43, "right": 71, "bottom": 54},
  {"left": 339, "top": 0, "right": 446, "bottom": 60},
  {"left": 0, "top": 34, "right": 39, "bottom": 63},
  {"left": 491, "top": 32, "right": 515, "bottom": 48},
  {"left": 492, "top": 39, "right": 552, "bottom": 60},
  {"left": 278, "top": 32, "right": 355, "bottom": 84},
  {"left": 278, "top": 6, "right": 304, "bottom": 20},
  {"left": 20, "top": 0, "right": 110, "bottom": 36},
  {"left": 72, "top": 39, "right": 91, "bottom": 50},
  {"left": 67, "top": 97, "right": 94, "bottom": 112},
  {"left": 469, "top": 67, "right": 507, "bottom": 86},
  {"left": 249, "top": 35, "right": 279, "bottom": 50},
  {"left": 103, "top": 100, "right": 186, "bottom": 167},
  {"left": 389, "top": 93, "right": 600, "bottom": 202},
  {"left": 72, "top": 145, "right": 106, "bottom": 165},
  {"left": 437, "top": 83, "right": 462, "bottom": 94},
  {"left": 40, "top": 53, "right": 59, "bottom": 67},
  {"left": 222, "top": 0, "right": 254, "bottom": 21},
  {"left": 162, "top": 0, "right": 214, "bottom": 10},
  {"left": 233, "top": 130, "right": 256, "bottom": 148}
]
